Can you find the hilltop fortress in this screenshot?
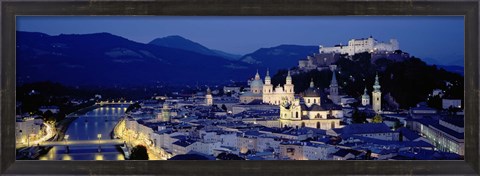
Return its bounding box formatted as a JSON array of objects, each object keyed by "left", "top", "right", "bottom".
[
  {"left": 299, "top": 36, "right": 406, "bottom": 71},
  {"left": 319, "top": 36, "right": 399, "bottom": 56}
]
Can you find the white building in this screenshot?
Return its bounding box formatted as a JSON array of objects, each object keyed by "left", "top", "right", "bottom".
[
  {"left": 442, "top": 99, "right": 462, "bottom": 109},
  {"left": 256, "top": 136, "right": 281, "bottom": 153},
  {"left": 279, "top": 142, "right": 337, "bottom": 160},
  {"left": 192, "top": 141, "right": 222, "bottom": 155},
  {"left": 319, "top": 36, "right": 399, "bottom": 56},
  {"left": 16, "top": 117, "right": 43, "bottom": 145},
  {"left": 409, "top": 117, "right": 464, "bottom": 155}
]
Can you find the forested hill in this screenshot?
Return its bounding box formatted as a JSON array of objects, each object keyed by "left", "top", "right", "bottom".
[{"left": 270, "top": 52, "right": 464, "bottom": 110}]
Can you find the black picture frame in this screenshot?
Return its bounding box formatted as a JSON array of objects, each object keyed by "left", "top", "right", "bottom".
[{"left": 1, "top": 0, "right": 479, "bottom": 175}]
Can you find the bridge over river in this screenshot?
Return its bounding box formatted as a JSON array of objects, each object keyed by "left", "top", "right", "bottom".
[
  {"left": 40, "top": 139, "right": 123, "bottom": 147},
  {"left": 39, "top": 105, "right": 127, "bottom": 160}
]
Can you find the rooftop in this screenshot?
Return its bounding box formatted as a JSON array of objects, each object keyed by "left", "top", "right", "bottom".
[
  {"left": 172, "top": 138, "right": 197, "bottom": 147},
  {"left": 342, "top": 123, "right": 393, "bottom": 134},
  {"left": 333, "top": 149, "right": 363, "bottom": 157}
]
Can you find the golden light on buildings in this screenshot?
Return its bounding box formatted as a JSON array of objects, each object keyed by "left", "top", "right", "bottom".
[
  {"left": 62, "top": 155, "right": 72, "bottom": 160},
  {"left": 117, "top": 154, "right": 124, "bottom": 160},
  {"left": 95, "top": 154, "right": 104, "bottom": 160}
]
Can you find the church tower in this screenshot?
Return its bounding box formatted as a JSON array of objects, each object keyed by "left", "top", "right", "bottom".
[
  {"left": 283, "top": 70, "right": 295, "bottom": 103},
  {"left": 161, "top": 102, "right": 171, "bottom": 122},
  {"left": 284, "top": 70, "right": 294, "bottom": 94},
  {"left": 205, "top": 87, "right": 213, "bottom": 106},
  {"left": 263, "top": 69, "right": 274, "bottom": 104},
  {"left": 361, "top": 87, "right": 370, "bottom": 106},
  {"left": 329, "top": 70, "right": 339, "bottom": 104},
  {"left": 372, "top": 73, "right": 382, "bottom": 113}
]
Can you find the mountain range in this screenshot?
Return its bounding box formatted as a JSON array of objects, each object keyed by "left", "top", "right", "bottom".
[
  {"left": 16, "top": 31, "right": 463, "bottom": 86},
  {"left": 17, "top": 31, "right": 321, "bottom": 86}
]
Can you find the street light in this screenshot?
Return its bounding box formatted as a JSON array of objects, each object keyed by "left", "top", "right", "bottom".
[
  {"left": 64, "top": 135, "right": 70, "bottom": 153},
  {"left": 97, "top": 134, "right": 102, "bottom": 152}
]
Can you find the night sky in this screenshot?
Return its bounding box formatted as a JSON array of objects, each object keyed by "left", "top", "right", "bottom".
[{"left": 17, "top": 16, "right": 464, "bottom": 66}]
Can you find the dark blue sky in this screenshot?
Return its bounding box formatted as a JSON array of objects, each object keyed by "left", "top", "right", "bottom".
[{"left": 17, "top": 16, "right": 464, "bottom": 66}]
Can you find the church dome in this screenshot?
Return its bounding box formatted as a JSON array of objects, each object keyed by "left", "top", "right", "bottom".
[
  {"left": 303, "top": 78, "right": 320, "bottom": 97},
  {"left": 250, "top": 79, "right": 264, "bottom": 88},
  {"left": 303, "top": 87, "right": 320, "bottom": 97}
]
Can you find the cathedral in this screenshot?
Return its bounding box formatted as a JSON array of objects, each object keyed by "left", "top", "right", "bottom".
[
  {"left": 239, "top": 70, "right": 294, "bottom": 105},
  {"left": 278, "top": 79, "right": 343, "bottom": 130}
]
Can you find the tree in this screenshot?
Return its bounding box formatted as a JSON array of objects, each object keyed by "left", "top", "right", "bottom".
[
  {"left": 372, "top": 114, "right": 383, "bottom": 123},
  {"left": 43, "top": 110, "right": 55, "bottom": 123},
  {"left": 352, "top": 109, "right": 367, "bottom": 124},
  {"left": 427, "top": 95, "right": 442, "bottom": 110},
  {"left": 125, "top": 102, "right": 141, "bottom": 113},
  {"left": 130, "top": 145, "right": 149, "bottom": 160},
  {"left": 221, "top": 104, "right": 227, "bottom": 112}
]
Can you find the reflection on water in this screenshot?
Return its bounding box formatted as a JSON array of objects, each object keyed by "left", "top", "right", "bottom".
[{"left": 39, "top": 105, "right": 128, "bottom": 160}]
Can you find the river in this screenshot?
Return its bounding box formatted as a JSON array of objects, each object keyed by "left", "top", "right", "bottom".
[{"left": 39, "top": 105, "right": 128, "bottom": 160}]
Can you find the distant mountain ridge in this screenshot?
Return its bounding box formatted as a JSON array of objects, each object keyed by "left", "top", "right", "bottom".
[
  {"left": 16, "top": 31, "right": 254, "bottom": 86},
  {"left": 149, "top": 35, "right": 241, "bottom": 61}
]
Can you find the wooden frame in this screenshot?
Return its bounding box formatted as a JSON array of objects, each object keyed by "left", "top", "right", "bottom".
[{"left": 1, "top": 0, "right": 479, "bottom": 175}]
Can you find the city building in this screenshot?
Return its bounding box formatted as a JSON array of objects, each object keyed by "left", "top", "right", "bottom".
[
  {"left": 408, "top": 117, "right": 464, "bottom": 155},
  {"left": 442, "top": 99, "right": 462, "bottom": 109},
  {"left": 329, "top": 123, "right": 400, "bottom": 141},
  {"left": 409, "top": 103, "right": 438, "bottom": 119},
  {"left": 15, "top": 117, "right": 43, "bottom": 146}
]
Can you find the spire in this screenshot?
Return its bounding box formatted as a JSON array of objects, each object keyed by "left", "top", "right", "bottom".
[
  {"left": 265, "top": 68, "right": 271, "bottom": 85},
  {"left": 255, "top": 69, "right": 260, "bottom": 80},
  {"left": 373, "top": 72, "right": 381, "bottom": 91},
  {"left": 265, "top": 68, "right": 271, "bottom": 79},
  {"left": 286, "top": 70, "right": 292, "bottom": 85},
  {"left": 330, "top": 70, "right": 338, "bottom": 86},
  {"left": 310, "top": 78, "right": 314, "bottom": 88},
  {"left": 362, "top": 86, "right": 370, "bottom": 99},
  {"left": 207, "top": 87, "right": 211, "bottom": 95}
]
